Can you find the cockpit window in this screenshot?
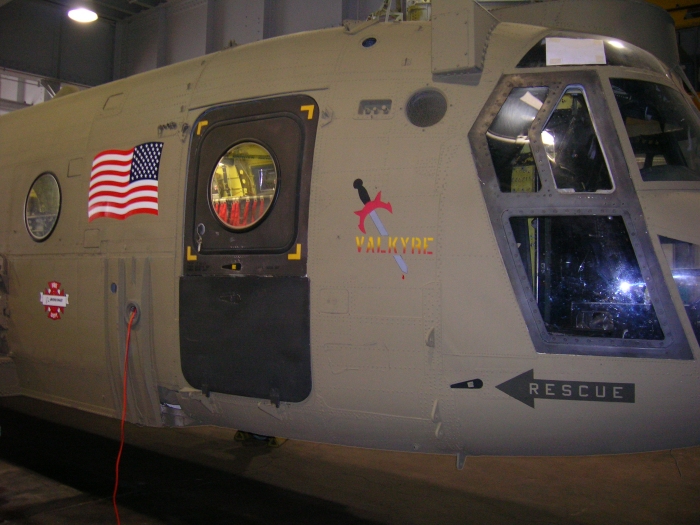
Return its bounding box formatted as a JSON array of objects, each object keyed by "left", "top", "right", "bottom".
[
  {"left": 210, "top": 142, "right": 278, "bottom": 230},
  {"left": 542, "top": 87, "right": 614, "bottom": 193},
  {"left": 470, "top": 72, "right": 694, "bottom": 359},
  {"left": 611, "top": 79, "right": 700, "bottom": 182},
  {"left": 487, "top": 87, "right": 548, "bottom": 192},
  {"left": 659, "top": 236, "right": 700, "bottom": 345},
  {"left": 510, "top": 215, "right": 664, "bottom": 340},
  {"left": 517, "top": 34, "right": 665, "bottom": 75}
]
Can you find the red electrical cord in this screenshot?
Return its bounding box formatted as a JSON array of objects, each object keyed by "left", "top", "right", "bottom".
[{"left": 113, "top": 308, "right": 137, "bottom": 525}]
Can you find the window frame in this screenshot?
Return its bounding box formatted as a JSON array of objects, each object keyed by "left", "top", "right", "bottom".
[
  {"left": 469, "top": 71, "right": 694, "bottom": 359},
  {"left": 543, "top": 84, "right": 617, "bottom": 194}
]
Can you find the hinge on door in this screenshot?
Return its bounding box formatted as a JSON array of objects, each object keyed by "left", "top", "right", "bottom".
[
  {"left": 0, "top": 255, "right": 8, "bottom": 356},
  {"left": 0, "top": 254, "right": 7, "bottom": 294},
  {"left": 0, "top": 255, "right": 18, "bottom": 393}
]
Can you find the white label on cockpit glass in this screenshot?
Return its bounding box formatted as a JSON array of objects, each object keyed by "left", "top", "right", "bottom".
[
  {"left": 520, "top": 91, "right": 543, "bottom": 111},
  {"left": 546, "top": 38, "right": 606, "bottom": 66}
]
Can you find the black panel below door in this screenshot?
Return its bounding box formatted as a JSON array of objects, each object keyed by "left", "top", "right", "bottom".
[{"left": 180, "top": 275, "right": 311, "bottom": 402}]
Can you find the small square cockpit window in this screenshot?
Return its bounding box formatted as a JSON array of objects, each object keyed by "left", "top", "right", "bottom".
[
  {"left": 541, "top": 87, "right": 614, "bottom": 193},
  {"left": 486, "top": 87, "right": 548, "bottom": 192},
  {"left": 25, "top": 172, "right": 61, "bottom": 242}
]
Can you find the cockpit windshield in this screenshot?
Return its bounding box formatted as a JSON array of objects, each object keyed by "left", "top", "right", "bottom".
[
  {"left": 518, "top": 33, "right": 665, "bottom": 75},
  {"left": 470, "top": 71, "right": 696, "bottom": 358},
  {"left": 611, "top": 79, "right": 700, "bottom": 182}
]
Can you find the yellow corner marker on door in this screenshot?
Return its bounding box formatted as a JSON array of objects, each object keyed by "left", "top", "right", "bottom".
[
  {"left": 196, "top": 120, "right": 209, "bottom": 135},
  {"left": 300, "top": 105, "right": 314, "bottom": 120},
  {"left": 288, "top": 244, "right": 302, "bottom": 260},
  {"left": 187, "top": 246, "right": 198, "bottom": 261}
]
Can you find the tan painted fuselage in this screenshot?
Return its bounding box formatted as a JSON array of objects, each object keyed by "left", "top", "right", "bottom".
[{"left": 1, "top": 0, "right": 698, "bottom": 458}]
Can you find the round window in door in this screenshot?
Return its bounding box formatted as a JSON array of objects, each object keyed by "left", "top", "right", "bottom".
[
  {"left": 25, "top": 172, "right": 61, "bottom": 242},
  {"left": 210, "top": 142, "right": 278, "bottom": 230}
]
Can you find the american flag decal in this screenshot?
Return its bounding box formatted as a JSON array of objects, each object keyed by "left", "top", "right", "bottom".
[{"left": 88, "top": 142, "right": 164, "bottom": 221}]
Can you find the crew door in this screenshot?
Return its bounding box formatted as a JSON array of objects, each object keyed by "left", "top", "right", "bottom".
[{"left": 180, "top": 95, "right": 318, "bottom": 404}]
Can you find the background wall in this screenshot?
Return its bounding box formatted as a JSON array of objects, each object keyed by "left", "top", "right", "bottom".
[
  {"left": 0, "top": 0, "right": 379, "bottom": 85},
  {"left": 2, "top": 0, "right": 696, "bottom": 114},
  {"left": 0, "top": 0, "right": 381, "bottom": 114},
  {"left": 0, "top": 0, "right": 115, "bottom": 86}
]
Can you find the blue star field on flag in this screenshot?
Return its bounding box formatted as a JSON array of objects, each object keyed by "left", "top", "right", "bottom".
[{"left": 130, "top": 142, "right": 163, "bottom": 183}]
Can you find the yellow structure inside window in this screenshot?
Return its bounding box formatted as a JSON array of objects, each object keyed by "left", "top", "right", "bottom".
[
  {"left": 210, "top": 142, "right": 278, "bottom": 230},
  {"left": 25, "top": 172, "right": 61, "bottom": 241}
]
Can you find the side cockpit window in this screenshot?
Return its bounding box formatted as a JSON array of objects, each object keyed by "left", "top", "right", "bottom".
[
  {"left": 611, "top": 79, "right": 700, "bottom": 182},
  {"left": 660, "top": 236, "right": 700, "bottom": 345},
  {"left": 487, "top": 87, "right": 548, "bottom": 192},
  {"left": 542, "top": 87, "right": 613, "bottom": 193},
  {"left": 510, "top": 215, "right": 663, "bottom": 340},
  {"left": 469, "top": 72, "right": 694, "bottom": 359},
  {"left": 486, "top": 85, "right": 613, "bottom": 193}
]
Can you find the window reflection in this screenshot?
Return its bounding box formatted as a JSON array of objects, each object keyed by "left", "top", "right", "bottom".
[
  {"left": 611, "top": 79, "right": 700, "bottom": 182},
  {"left": 210, "top": 142, "right": 278, "bottom": 230},
  {"left": 510, "top": 215, "right": 663, "bottom": 340},
  {"left": 486, "top": 87, "right": 548, "bottom": 192},
  {"left": 542, "top": 87, "right": 614, "bottom": 192},
  {"left": 659, "top": 236, "right": 700, "bottom": 345}
]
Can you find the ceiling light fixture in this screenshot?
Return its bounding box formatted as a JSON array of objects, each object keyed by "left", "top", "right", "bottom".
[{"left": 68, "top": 8, "right": 98, "bottom": 23}]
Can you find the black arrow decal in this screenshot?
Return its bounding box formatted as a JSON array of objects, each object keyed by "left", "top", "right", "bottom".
[{"left": 495, "top": 369, "right": 635, "bottom": 408}]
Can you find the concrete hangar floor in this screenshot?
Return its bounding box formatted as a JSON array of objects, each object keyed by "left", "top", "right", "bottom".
[{"left": 0, "top": 397, "right": 697, "bottom": 525}]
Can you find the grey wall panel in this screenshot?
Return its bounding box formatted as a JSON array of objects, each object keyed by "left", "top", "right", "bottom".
[
  {"left": 122, "top": 10, "right": 160, "bottom": 77},
  {"left": 263, "top": 0, "right": 342, "bottom": 39},
  {"left": 59, "top": 18, "right": 115, "bottom": 86},
  {"left": 679, "top": 27, "right": 699, "bottom": 89},
  {"left": 0, "top": 0, "right": 61, "bottom": 78},
  {"left": 167, "top": 0, "right": 207, "bottom": 65},
  {"left": 342, "top": 0, "right": 379, "bottom": 21},
  {"left": 211, "top": 0, "right": 264, "bottom": 50},
  {"left": 119, "top": 0, "right": 352, "bottom": 78}
]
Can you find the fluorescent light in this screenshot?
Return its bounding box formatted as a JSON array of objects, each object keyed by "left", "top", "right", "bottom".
[{"left": 68, "top": 8, "right": 98, "bottom": 23}]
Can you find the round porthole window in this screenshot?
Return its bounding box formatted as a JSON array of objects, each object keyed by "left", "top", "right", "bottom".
[
  {"left": 25, "top": 172, "right": 61, "bottom": 242},
  {"left": 362, "top": 37, "right": 377, "bottom": 48},
  {"left": 210, "top": 142, "right": 278, "bottom": 230},
  {"left": 406, "top": 88, "right": 448, "bottom": 127}
]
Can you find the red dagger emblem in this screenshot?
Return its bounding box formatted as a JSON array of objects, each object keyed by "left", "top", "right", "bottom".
[
  {"left": 354, "top": 184, "right": 393, "bottom": 234},
  {"left": 353, "top": 179, "right": 408, "bottom": 275}
]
